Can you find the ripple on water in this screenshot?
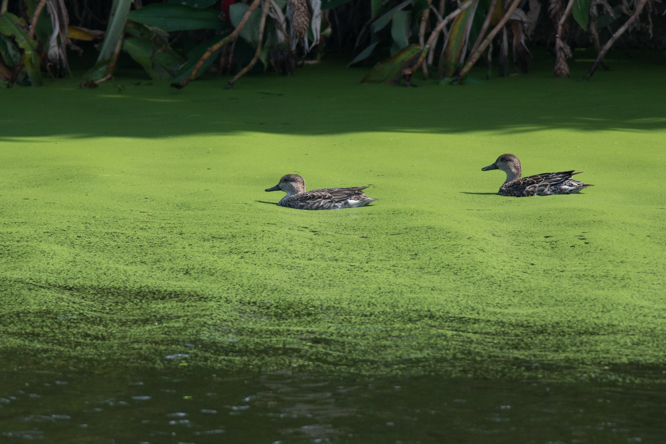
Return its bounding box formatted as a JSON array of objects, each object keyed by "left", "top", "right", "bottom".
[
  {"left": 2, "top": 430, "right": 45, "bottom": 439},
  {"left": 0, "top": 370, "right": 663, "bottom": 443}
]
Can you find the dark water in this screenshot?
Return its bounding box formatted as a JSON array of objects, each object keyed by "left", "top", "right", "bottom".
[{"left": 1, "top": 367, "right": 664, "bottom": 443}]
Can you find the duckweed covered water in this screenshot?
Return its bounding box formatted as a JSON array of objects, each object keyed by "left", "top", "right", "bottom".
[{"left": 1, "top": 51, "right": 666, "bottom": 383}]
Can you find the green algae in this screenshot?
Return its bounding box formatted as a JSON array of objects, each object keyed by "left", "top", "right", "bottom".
[{"left": 1, "top": 50, "right": 666, "bottom": 381}]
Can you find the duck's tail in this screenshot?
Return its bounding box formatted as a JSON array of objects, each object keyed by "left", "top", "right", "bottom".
[
  {"left": 561, "top": 180, "right": 593, "bottom": 193},
  {"left": 565, "top": 172, "right": 593, "bottom": 192},
  {"left": 347, "top": 198, "right": 379, "bottom": 207}
]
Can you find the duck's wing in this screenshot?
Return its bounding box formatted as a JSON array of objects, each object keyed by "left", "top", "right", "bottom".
[
  {"left": 281, "top": 187, "right": 367, "bottom": 203},
  {"left": 316, "top": 186, "right": 371, "bottom": 202},
  {"left": 280, "top": 187, "right": 374, "bottom": 210},
  {"left": 519, "top": 171, "right": 577, "bottom": 195}
]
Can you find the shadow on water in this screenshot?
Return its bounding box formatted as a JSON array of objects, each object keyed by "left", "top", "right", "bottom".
[
  {"left": 1, "top": 368, "right": 665, "bottom": 443},
  {"left": 1, "top": 51, "right": 665, "bottom": 141}
]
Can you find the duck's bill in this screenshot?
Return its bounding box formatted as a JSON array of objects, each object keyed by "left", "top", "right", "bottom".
[
  {"left": 265, "top": 184, "right": 281, "bottom": 192},
  {"left": 481, "top": 164, "right": 498, "bottom": 171}
]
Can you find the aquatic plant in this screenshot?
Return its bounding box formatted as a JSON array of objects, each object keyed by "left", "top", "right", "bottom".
[{"left": 0, "top": 1, "right": 664, "bottom": 85}]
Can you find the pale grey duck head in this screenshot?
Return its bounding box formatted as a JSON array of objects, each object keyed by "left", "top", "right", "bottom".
[
  {"left": 482, "top": 153, "right": 522, "bottom": 183},
  {"left": 265, "top": 174, "right": 306, "bottom": 196}
]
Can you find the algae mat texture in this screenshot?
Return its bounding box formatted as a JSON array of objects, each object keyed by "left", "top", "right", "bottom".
[{"left": 1, "top": 53, "right": 665, "bottom": 381}]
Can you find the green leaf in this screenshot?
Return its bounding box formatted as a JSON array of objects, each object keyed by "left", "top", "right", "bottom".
[
  {"left": 348, "top": 41, "right": 381, "bottom": 66},
  {"left": 411, "top": 0, "right": 430, "bottom": 26},
  {"left": 230, "top": 3, "right": 263, "bottom": 46},
  {"left": 98, "top": 0, "right": 134, "bottom": 63},
  {"left": 167, "top": 0, "right": 219, "bottom": 8},
  {"left": 440, "top": 0, "right": 478, "bottom": 78},
  {"left": 125, "top": 21, "right": 170, "bottom": 41},
  {"left": 371, "top": 0, "right": 384, "bottom": 18},
  {"left": 372, "top": 0, "right": 414, "bottom": 33},
  {"left": 390, "top": 10, "right": 410, "bottom": 56},
  {"left": 123, "top": 37, "right": 185, "bottom": 80},
  {"left": 0, "top": 35, "right": 21, "bottom": 67},
  {"left": 321, "top": 0, "right": 355, "bottom": 10},
  {"left": 83, "top": 0, "right": 133, "bottom": 81},
  {"left": 175, "top": 34, "right": 228, "bottom": 82},
  {"left": 0, "top": 36, "right": 16, "bottom": 81},
  {"left": 233, "top": 37, "right": 265, "bottom": 73},
  {"left": 572, "top": 0, "right": 591, "bottom": 30},
  {"left": 84, "top": 60, "right": 109, "bottom": 83},
  {"left": 361, "top": 44, "right": 422, "bottom": 84},
  {"left": 129, "top": 4, "right": 229, "bottom": 32},
  {"left": 0, "top": 12, "right": 42, "bottom": 86}
]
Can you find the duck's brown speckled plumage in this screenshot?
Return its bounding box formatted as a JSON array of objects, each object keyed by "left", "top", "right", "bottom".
[
  {"left": 265, "top": 174, "right": 377, "bottom": 210},
  {"left": 482, "top": 154, "right": 593, "bottom": 197}
]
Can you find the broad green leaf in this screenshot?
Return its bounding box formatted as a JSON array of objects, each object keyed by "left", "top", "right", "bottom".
[
  {"left": 440, "top": 0, "right": 478, "bottom": 78},
  {"left": 123, "top": 37, "right": 185, "bottom": 80},
  {"left": 390, "top": 10, "right": 410, "bottom": 55},
  {"left": 321, "top": 0, "right": 355, "bottom": 10},
  {"left": 230, "top": 3, "right": 263, "bottom": 46},
  {"left": 361, "top": 44, "right": 422, "bottom": 84},
  {"left": 83, "top": 0, "right": 133, "bottom": 81},
  {"left": 372, "top": 0, "right": 414, "bottom": 33},
  {"left": 0, "top": 13, "right": 42, "bottom": 86},
  {"left": 175, "top": 34, "right": 228, "bottom": 82},
  {"left": 371, "top": 0, "right": 384, "bottom": 18},
  {"left": 572, "top": 0, "right": 591, "bottom": 30},
  {"left": 84, "top": 60, "right": 109, "bottom": 82},
  {"left": 129, "top": 4, "right": 229, "bottom": 32},
  {"left": 347, "top": 41, "right": 380, "bottom": 66},
  {"left": 98, "top": 0, "right": 133, "bottom": 63},
  {"left": 0, "top": 35, "right": 21, "bottom": 67},
  {"left": 0, "top": 37, "right": 13, "bottom": 79},
  {"left": 167, "top": 0, "right": 218, "bottom": 8}
]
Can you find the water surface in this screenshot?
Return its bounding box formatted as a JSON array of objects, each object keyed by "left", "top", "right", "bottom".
[{"left": 1, "top": 368, "right": 665, "bottom": 443}]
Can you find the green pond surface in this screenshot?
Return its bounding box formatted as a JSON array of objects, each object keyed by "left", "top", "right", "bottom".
[{"left": 1, "top": 48, "right": 666, "bottom": 441}]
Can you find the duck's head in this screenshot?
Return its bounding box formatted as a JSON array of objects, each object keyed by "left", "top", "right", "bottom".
[
  {"left": 265, "top": 174, "right": 306, "bottom": 196},
  {"left": 482, "top": 154, "right": 522, "bottom": 182}
]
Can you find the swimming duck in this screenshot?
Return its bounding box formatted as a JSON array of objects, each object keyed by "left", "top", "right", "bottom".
[
  {"left": 265, "top": 174, "right": 377, "bottom": 210},
  {"left": 482, "top": 154, "right": 593, "bottom": 197}
]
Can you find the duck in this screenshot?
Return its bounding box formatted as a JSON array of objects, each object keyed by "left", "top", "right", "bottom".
[
  {"left": 481, "top": 154, "right": 593, "bottom": 197},
  {"left": 265, "top": 174, "right": 378, "bottom": 210}
]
